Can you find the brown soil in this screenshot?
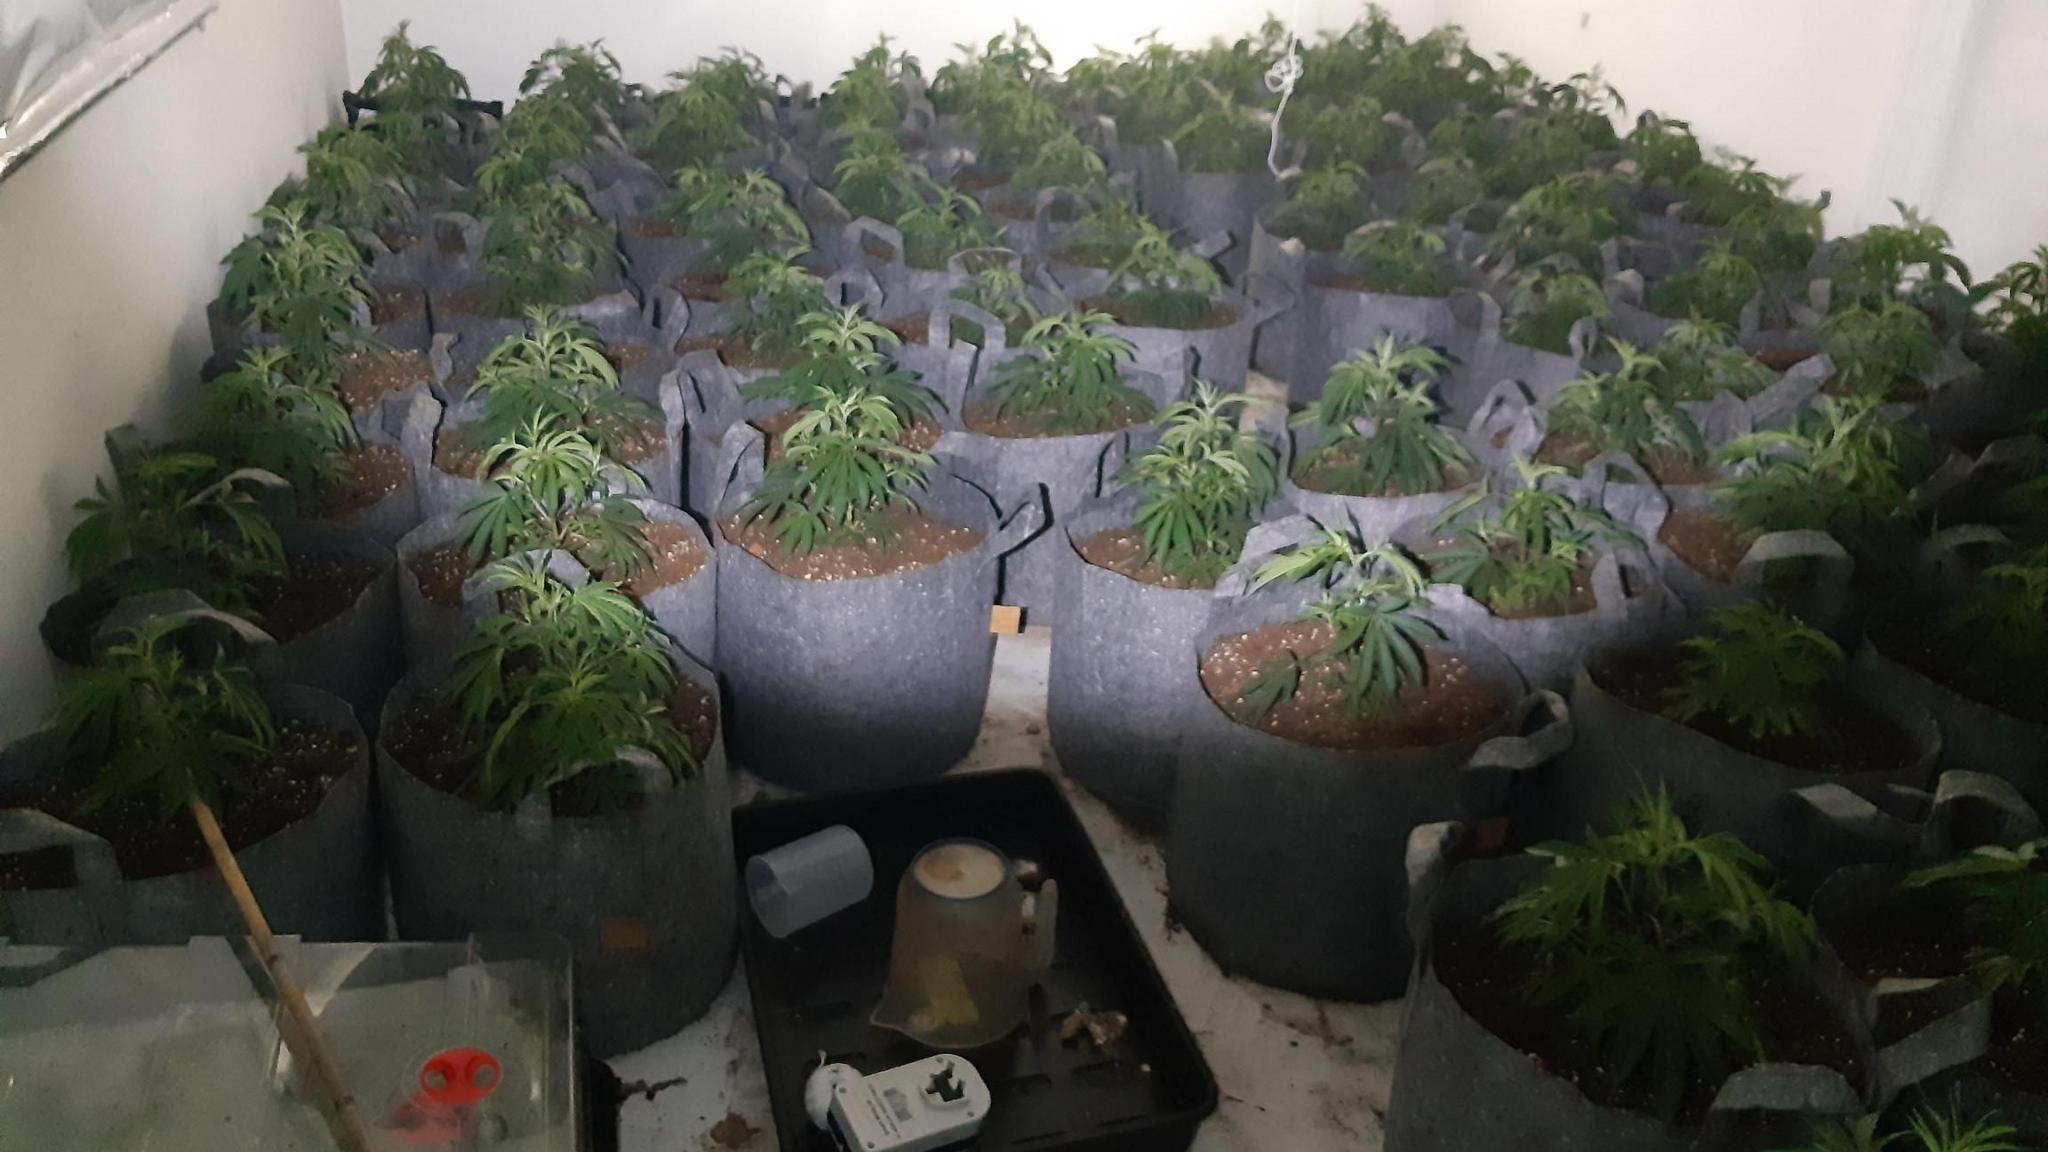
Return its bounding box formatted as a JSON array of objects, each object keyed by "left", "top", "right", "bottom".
[
  {"left": 371, "top": 287, "right": 427, "bottom": 327},
  {"left": 627, "top": 218, "right": 679, "bottom": 239},
  {"left": 1537, "top": 435, "right": 1717, "bottom": 488},
  {"left": 1591, "top": 646, "right": 1922, "bottom": 776},
  {"left": 1984, "top": 987, "right": 2048, "bottom": 1096},
  {"left": 411, "top": 541, "right": 473, "bottom": 608},
  {"left": 1823, "top": 373, "right": 1928, "bottom": 404},
  {"left": 720, "top": 506, "right": 983, "bottom": 581},
  {"left": 1432, "top": 918, "right": 1865, "bottom": 1125},
  {"left": 319, "top": 443, "right": 412, "bottom": 519},
  {"left": 1086, "top": 296, "right": 1239, "bottom": 332},
  {"left": 1755, "top": 346, "right": 1820, "bottom": 372},
  {"left": 1412, "top": 541, "right": 1605, "bottom": 619},
  {"left": 1077, "top": 527, "right": 1219, "bottom": 592},
  {"left": 612, "top": 521, "right": 708, "bottom": 596},
  {"left": 435, "top": 413, "right": 665, "bottom": 477},
  {"left": 1657, "top": 508, "right": 1753, "bottom": 584},
  {"left": 962, "top": 397, "right": 1152, "bottom": 439},
  {"left": 249, "top": 551, "right": 381, "bottom": 643},
  {"left": 438, "top": 283, "right": 498, "bottom": 319},
  {"left": 1292, "top": 447, "right": 1473, "bottom": 499},
  {"left": 952, "top": 170, "right": 1010, "bottom": 193},
  {"left": 1822, "top": 883, "right": 1973, "bottom": 1043},
  {"left": 888, "top": 313, "right": 930, "bottom": 345},
  {"left": 337, "top": 347, "right": 433, "bottom": 413},
  {"left": 1198, "top": 620, "right": 1509, "bottom": 751},
  {"left": 434, "top": 428, "right": 487, "bottom": 480},
  {"left": 584, "top": 410, "right": 668, "bottom": 465},
  {"left": 674, "top": 333, "right": 799, "bottom": 372},
  {"left": 753, "top": 407, "right": 943, "bottom": 458},
  {"left": 1874, "top": 623, "right": 2048, "bottom": 726},
  {"left": 377, "top": 227, "right": 420, "bottom": 253},
  {"left": 384, "top": 679, "right": 718, "bottom": 813},
  {"left": 0, "top": 721, "right": 358, "bottom": 886},
  {"left": 674, "top": 270, "right": 727, "bottom": 302}
]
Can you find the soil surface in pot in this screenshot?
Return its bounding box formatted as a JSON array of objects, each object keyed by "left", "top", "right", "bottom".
[
  {"left": 435, "top": 412, "right": 666, "bottom": 479},
  {"left": 1431, "top": 917, "right": 1865, "bottom": 1126},
  {"left": 410, "top": 520, "right": 707, "bottom": 609},
  {"left": 1537, "top": 436, "right": 1717, "bottom": 488},
  {"left": 1077, "top": 527, "right": 1222, "bottom": 592},
  {"left": 1755, "top": 346, "right": 1820, "bottom": 372},
  {"left": 753, "top": 407, "right": 943, "bottom": 456},
  {"left": 962, "top": 397, "right": 1153, "bottom": 439},
  {"left": 1416, "top": 542, "right": 1608, "bottom": 620},
  {"left": 384, "top": 678, "right": 719, "bottom": 817},
  {"left": 371, "top": 287, "right": 427, "bottom": 327},
  {"left": 1086, "top": 296, "right": 1239, "bottom": 332},
  {"left": 610, "top": 343, "right": 657, "bottom": 374},
  {"left": 0, "top": 720, "right": 359, "bottom": 886},
  {"left": 250, "top": 551, "right": 383, "bottom": 644},
  {"left": 320, "top": 443, "right": 413, "bottom": 520},
  {"left": 1658, "top": 508, "right": 1752, "bottom": 583},
  {"left": 674, "top": 333, "right": 800, "bottom": 372},
  {"left": 626, "top": 218, "right": 679, "bottom": 240},
  {"left": 1308, "top": 271, "right": 1445, "bottom": 296},
  {"left": 720, "top": 507, "right": 983, "bottom": 581},
  {"left": 338, "top": 347, "right": 434, "bottom": 413},
  {"left": 1292, "top": 447, "right": 1473, "bottom": 499},
  {"left": 1199, "top": 620, "right": 1508, "bottom": 751},
  {"left": 672, "top": 270, "right": 726, "bottom": 302},
  {"left": 1872, "top": 622, "right": 2048, "bottom": 725},
  {"left": 1591, "top": 647, "right": 1921, "bottom": 776}
]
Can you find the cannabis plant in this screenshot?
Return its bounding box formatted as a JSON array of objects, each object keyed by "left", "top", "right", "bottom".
[
  {"left": 1494, "top": 787, "right": 1815, "bottom": 1121},
  {"left": 1432, "top": 458, "right": 1630, "bottom": 615},
  {"left": 1682, "top": 155, "right": 1796, "bottom": 231},
  {"left": 738, "top": 387, "right": 935, "bottom": 556},
  {"left": 1941, "top": 543, "right": 2048, "bottom": 682},
  {"left": 1782, "top": 1106, "right": 2033, "bottom": 1152},
  {"left": 1488, "top": 171, "right": 1623, "bottom": 274},
  {"left": 635, "top": 79, "right": 754, "bottom": 172},
  {"left": 1654, "top": 318, "right": 1773, "bottom": 402},
  {"left": 950, "top": 261, "right": 1041, "bottom": 342},
  {"left": 1407, "top": 153, "right": 1489, "bottom": 228},
  {"left": 1058, "top": 190, "right": 1151, "bottom": 269},
  {"left": 1906, "top": 839, "right": 2048, "bottom": 1009},
  {"left": 662, "top": 166, "right": 807, "bottom": 272},
  {"left": 1823, "top": 299, "right": 1940, "bottom": 400},
  {"left": 295, "top": 124, "right": 412, "bottom": 233},
  {"left": 1505, "top": 261, "right": 1611, "bottom": 355},
  {"left": 980, "top": 311, "right": 1146, "bottom": 435},
  {"left": 1835, "top": 201, "right": 1973, "bottom": 314},
  {"left": 1106, "top": 223, "right": 1224, "bottom": 329},
  {"left": 50, "top": 615, "right": 275, "bottom": 814},
  {"left": 1292, "top": 337, "right": 1470, "bottom": 495},
  {"left": 462, "top": 309, "right": 657, "bottom": 461},
  {"left": 1012, "top": 130, "right": 1107, "bottom": 194},
  {"left": 1237, "top": 528, "right": 1442, "bottom": 717},
  {"left": 1651, "top": 241, "right": 1764, "bottom": 328},
  {"left": 1340, "top": 219, "right": 1454, "bottom": 297},
  {"left": 1731, "top": 187, "right": 1828, "bottom": 276},
  {"left": 519, "top": 41, "right": 627, "bottom": 122},
  {"left": 1265, "top": 164, "right": 1370, "bottom": 253},
  {"left": 66, "top": 442, "right": 287, "bottom": 618},
  {"left": 744, "top": 307, "right": 937, "bottom": 427},
  {"left": 462, "top": 416, "right": 652, "bottom": 577},
  {"left": 1663, "top": 603, "right": 1845, "bottom": 740},
  {"left": 896, "top": 186, "right": 998, "bottom": 271},
  {"left": 965, "top": 86, "right": 1064, "bottom": 173},
  {"left": 1980, "top": 245, "right": 2048, "bottom": 372},
  {"left": 444, "top": 556, "right": 694, "bottom": 807},
  {"left": 833, "top": 128, "right": 930, "bottom": 220},
  {"left": 1547, "top": 340, "right": 1708, "bottom": 469},
  {"left": 219, "top": 200, "right": 373, "bottom": 371},
  {"left": 723, "top": 250, "right": 832, "bottom": 361},
  {"left": 1169, "top": 92, "right": 1267, "bottom": 174},
  {"left": 359, "top": 21, "right": 471, "bottom": 114},
  {"left": 475, "top": 92, "right": 589, "bottom": 193},
  {"left": 1293, "top": 94, "right": 1395, "bottom": 170},
  {"left": 1714, "top": 395, "right": 1915, "bottom": 543},
  {"left": 479, "top": 178, "right": 611, "bottom": 313},
  {"left": 823, "top": 36, "right": 916, "bottom": 133},
  {"left": 1626, "top": 113, "right": 1703, "bottom": 187},
  {"left": 1121, "top": 384, "right": 1278, "bottom": 585},
  {"left": 190, "top": 346, "right": 357, "bottom": 494}
]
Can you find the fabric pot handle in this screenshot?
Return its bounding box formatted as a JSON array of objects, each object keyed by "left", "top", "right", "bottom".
[
  {"left": 1030, "top": 186, "right": 1090, "bottom": 254},
  {"left": 1603, "top": 269, "right": 1647, "bottom": 309},
  {"left": 678, "top": 349, "right": 740, "bottom": 424},
  {"left": 1749, "top": 353, "right": 1833, "bottom": 431},
  {"left": 0, "top": 808, "right": 126, "bottom": 895},
  {"left": 430, "top": 211, "right": 489, "bottom": 261},
  {"left": 929, "top": 298, "right": 1010, "bottom": 358},
  {"left": 1464, "top": 379, "right": 1538, "bottom": 454},
  {"left": 650, "top": 285, "right": 692, "bottom": 345},
  {"left": 1461, "top": 689, "right": 1574, "bottom": 819},
  {"left": 1785, "top": 783, "right": 1924, "bottom": 862},
  {"left": 659, "top": 370, "right": 689, "bottom": 468},
  {"left": 844, "top": 218, "right": 908, "bottom": 271},
  {"left": 991, "top": 491, "right": 1049, "bottom": 558},
  {"left": 708, "top": 424, "right": 768, "bottom": 521},
  {"left": 1401, "top": 820, "right": 1471, "bottom": 966},
  {"left": 1733, "top": 530, "right": 1853, "bottom": 604},
  {"left": 1243, "top": 271, "right": 1297, "bottom": 329},
  {"left": 1915, "top": 524, "right": 2010, "bottom": 594},
  {"left": 824, "top": 266, "right": 884, "bottom": 313},
  {"left": 429, "top": 333, "right": 459, "bottom": 393},
  {"left": 1923, "top": 770, "right": 2045, "bottom": 857}
]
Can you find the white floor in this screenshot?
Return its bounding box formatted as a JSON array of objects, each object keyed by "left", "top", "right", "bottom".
[{"left": 611, "top": 627, "right": 1398, "bottom": 1151}]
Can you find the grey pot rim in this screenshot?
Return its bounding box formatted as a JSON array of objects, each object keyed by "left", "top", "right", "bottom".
[{"left": 1859, "top": 636, "right": 2048, "bottom": 737}]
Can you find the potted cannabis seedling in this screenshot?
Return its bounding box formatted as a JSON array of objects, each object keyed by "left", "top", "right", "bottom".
[
  {"left": 1535, "top": 339, "right": 1716, "bottom": 486},
  {"left": 1256, "top": 163, "right": 1372, "bottom": 259},
  {"left": 631, "top": 66, "right": 763, "bottom": 176},
  {"left": 1168, "top": 523, "right": 1563, "bottom": 1000},
  {"left": 1452, "top": 259, "right": 1608, "bottom": 419},
  {"left": 214, "top": 200, "right": 404, "bottom": 373},
  {"left": 1284, "top": 338, "right": 1481, "bottom": 538},
  {"left": 1155, "top": 90, "right": 1277, "bottom": 278},
  {"left": 1413, "top": 457, "right": 1671, "bottom": 691},
  {"left": 351, "top": 21, "right": 481, "bottom": 186},
  {"left": 1048, "top": 384, "right": 1278, "bottom": 831},
  {"left": 1, "top": 615, "right": 378, "bottom": 946},
  {"left": 398, "top": 416, "right": 711, "bottom": 672},
  {"left": 984, "top": 129, "right": 1106, "bottom": 244},
  {"left": 674, "top": 248, "right": 834, "bottom": 378},
  {"left": 938, "top": 310, "right": 1178, "bottom": 616},
  {"left": 1087, "top": 221, "right": 1281, "bottom": 390},
  {"left": 1540, "top": 603, "right": 1940, "bottom": 893},
  {"left": 841, "top": 188, "right": 1002, "bottom": 320},
  {"left": 829, "top": 127, "right": 932, "bottom": 224},
  {"left": 623, "top": 166, "right": 808, "bottom": 306},
  {"left": 378, "top": 556, "right": 735, "bottom": 1056},
  {"left": 1784, "top": 1108, "right": 2038, "bottom": 1152},
  {"left": 1385, "top": 791, "right": 1870, "bottom": 1150},
  {"left": 712, "top": 385, "right": 1040, "bottom": 790},
  {"left": 1855, "top": 540, "right": 2048, "bottom": 813}
]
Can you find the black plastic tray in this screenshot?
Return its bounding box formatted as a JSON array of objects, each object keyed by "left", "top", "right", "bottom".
[{"left": 733, "top": 769, "right": 1218, "bottom": 1152}]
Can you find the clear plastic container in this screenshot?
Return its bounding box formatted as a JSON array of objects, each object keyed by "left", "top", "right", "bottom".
[{"left": 744, "top": 823, "right": 875, "bottom": 939}]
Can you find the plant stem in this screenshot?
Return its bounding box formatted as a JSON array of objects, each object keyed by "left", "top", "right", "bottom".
[{"left": 190, "top": 798, "right": 374, "bottom": 1152}]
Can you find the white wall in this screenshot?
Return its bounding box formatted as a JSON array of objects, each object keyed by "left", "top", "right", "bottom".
[{"left": 0, "top": 0, "right": 348, "bottom": 738}]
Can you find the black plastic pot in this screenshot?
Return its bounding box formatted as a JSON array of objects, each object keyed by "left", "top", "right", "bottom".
[
  {"left": 376, "top": 663, "right": 737, "bottom": 1058},
  {"left": 0, "top": 684, "right": 380, "bottom": 947},
  {"left": 711, "top": 428, "right": 1043, "bottom": 791},
  {"left": 1165, "top": 559, "right": 1566, "bottom": 1002},
  {"left": 1383, "top": 830, "right": 1874, "bottom": 1152}
]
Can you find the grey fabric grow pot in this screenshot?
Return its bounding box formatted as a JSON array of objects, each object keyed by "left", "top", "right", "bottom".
[
  {"left": 323, "top": 388, "right": 438, "bottom": 551},
  {"left": 395, "top": 512, "right": 472, "bottom": 674},
  {"left": 1093, "top": 274, "right": 1292, "bottom": 392},
  {"left": 1853, "top": 641, "right": 2048, "bottom": 816},
  {"left": 1421, "top": 550, "right": 1682, "bottom": 695},
  {"left": 376, "top": 663, "right": 737, "bottom": 1058},
  {"left": 932, "top": 359, "right": 1178, "bottom": 621},
  {"left": 1383, "top": 832, "right": 1873, "bottom": 1152},
  {"left": 1440, "top": 293, "right": 1595, "bottom": 426},
  {"left": 1140, "top": 142, "right": 1276, "bottom": 283},
  {"left": 430, "top": 279, "right": 644, "bottom": 386},
  {"left": 0, "top": 684, "right": 380, "bottom": 947},
  {"left": 271, "top": 521, "right": 402, "bottom": 726},
  {"left": 710, "top": 429, "right": 1043, "bottom": 791},
  {"left": 839, "top": 219, "right": 982, "bottom": 320},
  {"left": 1280, "top": 422, "right": 1487, "bottom": 546},
  {"left": 1530, "top": 654, "right": 1943, "bottom": 897},
  {"left": 1165, "top": 542, "right": 1565, "bottom": 1001},
  {"left": 1044, "top": 492, "right": 1223, "bottom": 834}
]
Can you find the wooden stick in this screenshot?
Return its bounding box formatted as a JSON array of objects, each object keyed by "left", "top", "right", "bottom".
[{"left": 191, "top": 799, "right": 375, "bottom": 1152}]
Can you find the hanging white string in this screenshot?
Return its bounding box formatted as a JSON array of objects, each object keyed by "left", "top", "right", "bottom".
[{"left": 1263, "top": 7, "right": 1305, "bottom": 182}]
